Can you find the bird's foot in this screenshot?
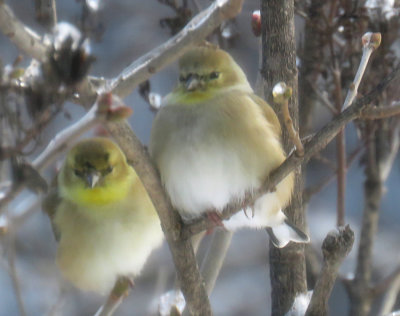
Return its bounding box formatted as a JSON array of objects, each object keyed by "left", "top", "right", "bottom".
[
  {"left": 206, "top": 211, "right": 226, "bottom": 229},
  {"left": 243, "top": 207, "right": 255, "bottom": 219}
]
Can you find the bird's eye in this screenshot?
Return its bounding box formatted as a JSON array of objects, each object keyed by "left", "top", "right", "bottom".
[
  {"left": 209, "top": 71, "right": 220, "bottom": 79},
  {"left": 105, "top": 166, "right": 113, "bottom": 174},
  {"left": 74, "top": 169, "right": 82, "bottom": 177}
]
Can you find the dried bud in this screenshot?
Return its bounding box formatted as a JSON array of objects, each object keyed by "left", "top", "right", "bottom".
[
  {"left": 251, "top": 10, "right": 261, "bottom": 37},
  {"left": 48, "top": 22, "right": 95, "bottom": 85},
  {"left": 272, "top": 82, "right": 292, "bottom": 104},
  {"left": 97, "top": 93, "right": 133, "bottom": 121},
  {"left": 361, "top": 32, "right": 381, "bottom": 50}
]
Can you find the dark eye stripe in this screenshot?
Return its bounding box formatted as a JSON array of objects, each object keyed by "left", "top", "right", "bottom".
[
  {"left": 104, "top": 166, "right": 113, "bottom": 174},
  {"left": 74, "top": 169, "right": 83, "bottom": 177},
  {"left": 209, "top": 71, "right": 220, "bottom": 79}
]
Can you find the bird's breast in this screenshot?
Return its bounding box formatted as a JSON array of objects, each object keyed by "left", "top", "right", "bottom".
[{"left": 152, "top": 104, "right": 262, "bottom": 219}]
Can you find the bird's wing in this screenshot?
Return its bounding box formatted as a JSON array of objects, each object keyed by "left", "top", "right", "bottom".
[
  {"left": 248, "top": 93, "right": 282, "bottom": 137},
  {"left": 42, "top": 177, "right": 62, "bottom": 242}
]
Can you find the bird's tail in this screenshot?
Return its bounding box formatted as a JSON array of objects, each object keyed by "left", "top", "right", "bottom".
[{"left": 266, "top": 219, "right": 309, "bottom": 248}]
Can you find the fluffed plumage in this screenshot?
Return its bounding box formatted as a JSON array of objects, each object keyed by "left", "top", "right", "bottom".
[
  {"left": 149, "top": 44, "right": 308, "bottom": 248},
  {"left": 43, "top": 137, "right": 163, "bottom": 293}
]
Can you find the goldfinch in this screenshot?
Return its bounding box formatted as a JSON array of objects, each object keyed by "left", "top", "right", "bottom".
[
  {"left": 43, "top": 137, "right": 163, "bottom": 293},
  {"left": 149, "top": 44, "right": 308, "bottom": 247}
]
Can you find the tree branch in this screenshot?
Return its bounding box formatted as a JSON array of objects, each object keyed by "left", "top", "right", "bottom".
[
  {"left": 305, "top": 225, "right": 355, "bottom": 316},
  {"left": 94, "top": 277, "right": 132, "bottom": 316},
  {"left": 360, "top": 102, "right": 400, "bottom": 119},
  {"left": 0, "top": 2, "right": 49, "bottom": 62},
  {"left": 104, "top": 0, "right": 244, "bottom": 99},
  {"left": 375, "top": 266, "right": 400, "bottom": 316}
]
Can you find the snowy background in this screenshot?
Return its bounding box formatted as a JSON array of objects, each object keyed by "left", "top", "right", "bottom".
[{"left": 0, "top": 0, "right": 400, "bottom": 315}]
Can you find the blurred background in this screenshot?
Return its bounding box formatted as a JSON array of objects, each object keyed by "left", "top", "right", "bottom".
[{"left": 0, "top": 0, "right": 400, "bottom": 315}]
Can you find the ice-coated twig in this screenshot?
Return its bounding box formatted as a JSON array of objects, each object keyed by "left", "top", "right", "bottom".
[
  {"left": 342, "top": 32, "right": 381, "bottom": 110},
  {"left": 273, "top": 82, "right": 304, "bottom": 156},
  {"left": 200, "top": 230, "right": 233, "bottom": 295},
  {"left": 0, "top": 2, "right": 49, "bottom": 62},
  {"left": 33, "top": 93, "right": 131, "bottom": 171},
  {"left": 105, "top": 0, "right": 244, "bottom": 99}
]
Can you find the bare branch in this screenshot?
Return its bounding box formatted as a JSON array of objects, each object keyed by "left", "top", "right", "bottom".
[
  {"left": 305, "top": 225, "right": 354, "bottom": 316},
  {"left": 273, "top": 82, "right": 304, "bottom": 156},
  {"left": 376, "top": 266, "right": 400, "bottom": 316},
  {"left": 182, "top": 230, "right": 233, "bottom": 316},
  {"left": 308, "top": 80, "right": 338, "bottom": 115},
  {"left": 342, "top": 32, "right": 382, "bottom": 110},
  {"left": 332, "top": 65, "right": 346, "bottom": 227},
  {"left": 200, "top": 230, "right": 233, "bottom": 295},
  {"left": 0, "top": 2, "right": 49, "bottom": 62},
  {"left": 94, "top": 277, "right": 132, "bottom": 316},
  {"left": 303, "top": 145, "right": 364, "bottom": 203},
  {"left": 104, "top": 0, "right": 244, "bottom": 99},
  {"left": 360, "top": 102, "right": 400, "bottom": 119}
]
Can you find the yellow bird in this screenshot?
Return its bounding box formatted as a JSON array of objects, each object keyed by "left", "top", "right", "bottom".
[
  {"left": 150, "top": 44, "right": 308, "bottom": 247},
  {"left": 43, "top": 137, "right": 163, "bottom": 293}
]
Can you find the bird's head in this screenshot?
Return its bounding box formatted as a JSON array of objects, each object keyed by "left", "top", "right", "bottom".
[
  {"left": 59, "top": 137, "right": 135, "bottom": 206},
  {"left": 172, "top": 43, "right": 251, "bottom": 103}
]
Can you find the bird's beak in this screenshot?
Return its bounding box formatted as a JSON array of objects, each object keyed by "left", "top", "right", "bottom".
[
  {"left": 86, "top": 172, "right": 101, "bottom": 188},
  {"left": 186, "top": 76, "right": 200, "bottom": 91}
]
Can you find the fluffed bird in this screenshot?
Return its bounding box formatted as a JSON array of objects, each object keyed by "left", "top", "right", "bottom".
[
  {"left": 43, "top": 137, "right": 163, "bottom": 293},
  {"left": 149, "top": 44, "right": 308, "bottom": 248}
]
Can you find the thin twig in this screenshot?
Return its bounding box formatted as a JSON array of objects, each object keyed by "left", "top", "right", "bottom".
[
  {"left": 200, "top": 230, "right": 233, "bottom": 295},
  {"left": 360, "top": 102, "right": 400, "bottom": 119},
  {"left": 182, "top": 230, "right": 233, "bottom": 316},
  {"left": 308, "top": 80, "right": 338, "bottom": 115},
  {"left": 273, "top": 82, "right": 304, "bottom": 156},
  {"left": 332, "top": 64, "right": 346, "bottom": 227},
  {"left": 94, "top": 277, "right": 132, "bottom": 316},
  {"left": 342, "top": 33, "right": 382, "bottom": 110},
  {"left": 303, "top": 145, "right": 364, "bottom": 203},
  {"left": 375, "top": 266, "right": 400, "bottom": 316}
]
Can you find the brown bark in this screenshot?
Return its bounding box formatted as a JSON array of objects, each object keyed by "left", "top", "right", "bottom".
[{"left": 261, "top": 1, "right": 307, "bottom": 315}]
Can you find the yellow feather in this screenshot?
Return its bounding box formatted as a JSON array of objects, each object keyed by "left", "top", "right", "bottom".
[{"left": 43, "top": 138, "right": 163, "bottom": 293}]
